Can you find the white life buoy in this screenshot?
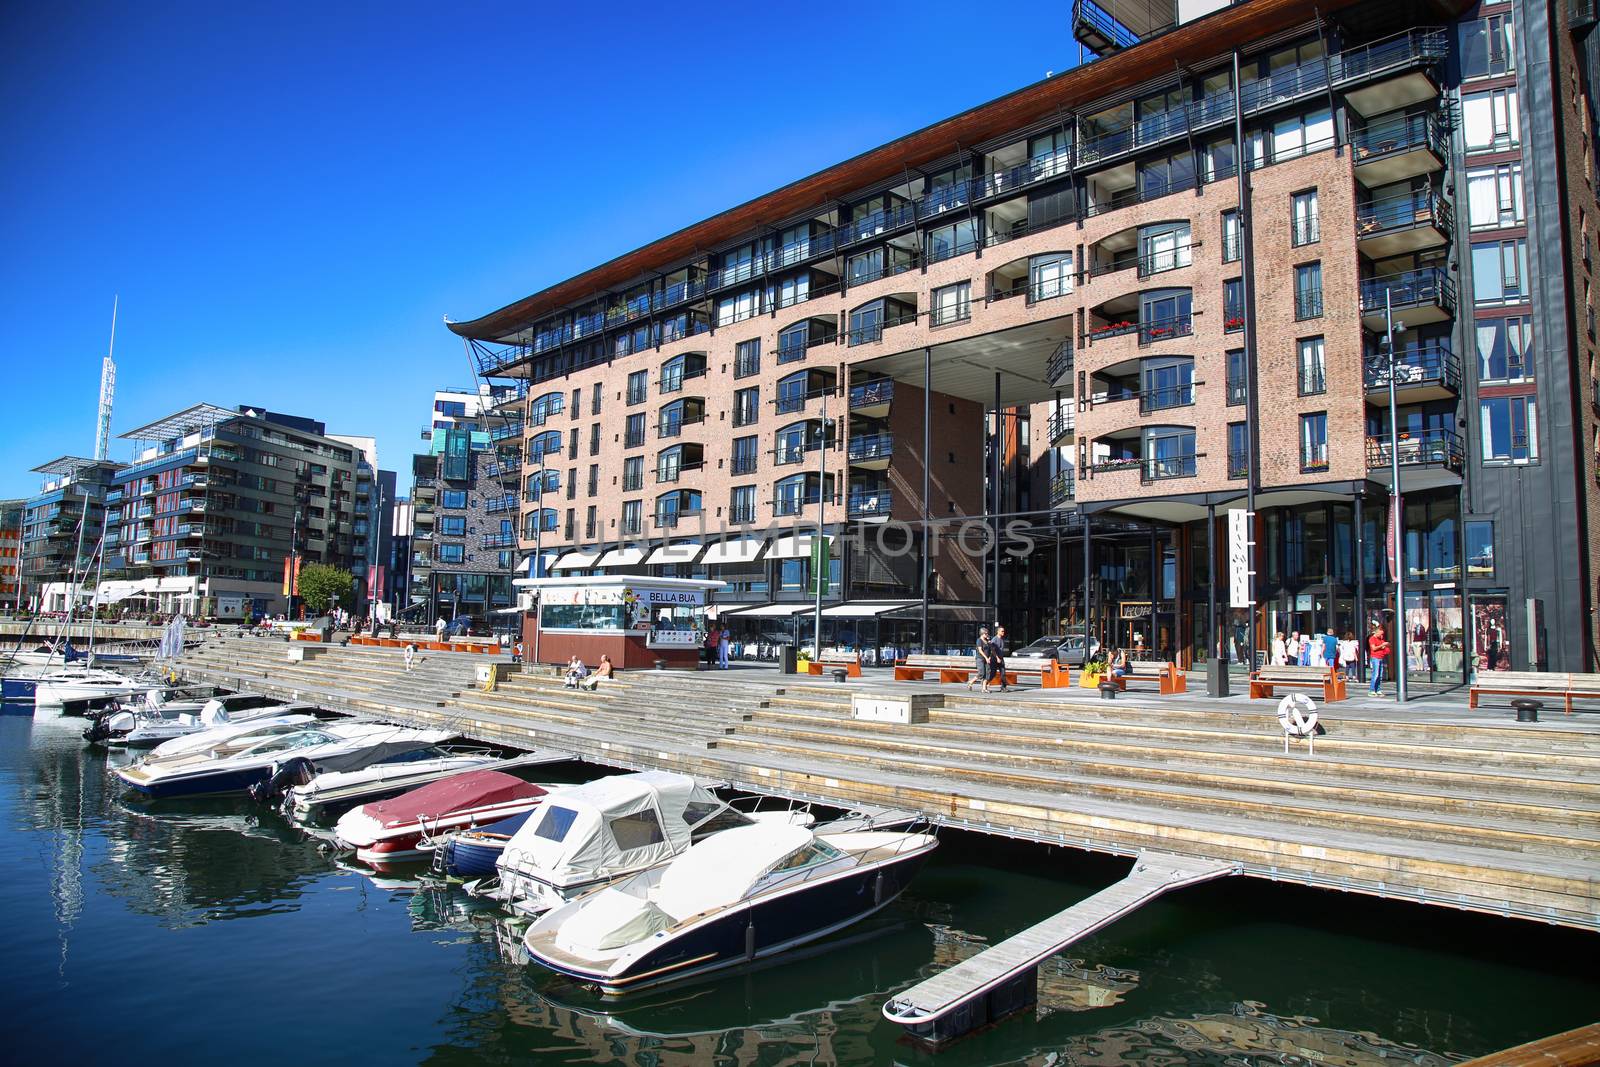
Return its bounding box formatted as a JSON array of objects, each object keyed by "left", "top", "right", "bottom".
[{"left": 1277, "top": 692, "right": 1319, "bottom": 737}]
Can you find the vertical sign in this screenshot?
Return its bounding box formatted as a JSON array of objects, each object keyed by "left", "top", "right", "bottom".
[
  {"left": 282, "top": 557, "right": 292, "bottom": 597},
  {"left": 1386, "top": 493, "right": 1402, "bottom": 582},
  {"left": 809, "top": 535, "right": 831, "bottom": 596},
  {"left": 1228, "top": 510, "right": 1252, "bottom": 609}
]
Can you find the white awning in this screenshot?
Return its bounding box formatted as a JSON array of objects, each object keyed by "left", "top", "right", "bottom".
[
  {"left": 721, "top": 603, "right": 816, "bottom": 618},
  {"left": 645, "top": 541, "right": 704, "bottom": 566},
  {"left": 821, "top": 601, "right": 919, "bottom": 618},
  {"left": 766, "top": 533, "right": 821, "bottom": 560},
  {"left": 700, "top": 537, "right": 766, "bottom": 565},
  {"left": 550, "top": 550, "right": 603, "bottom": 571},
  {"left": 596, "top": 546, "right": 647, "bottom": 567}
]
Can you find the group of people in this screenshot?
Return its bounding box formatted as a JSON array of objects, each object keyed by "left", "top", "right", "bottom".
[
  {"left": 564, "top": 653, "right": 615, "bottom": 691},
  {"left": 1269, "top": 623, "right": 1397, "bottom": 696},
  {"left": 702, "top": 625, "right": 731, "bottom": 670},
  {"left": 966, "top": 625, "right": 1010, "bottom": 693}
]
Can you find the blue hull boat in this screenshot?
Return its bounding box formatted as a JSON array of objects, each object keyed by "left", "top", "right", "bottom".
[{"left": 438, "top": 810, "right": 534, "bottom": 878}]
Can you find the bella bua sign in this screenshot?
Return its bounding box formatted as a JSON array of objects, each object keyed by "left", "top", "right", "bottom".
[{"left": 538, "top": 584, "right": 708, "bottom": 608}]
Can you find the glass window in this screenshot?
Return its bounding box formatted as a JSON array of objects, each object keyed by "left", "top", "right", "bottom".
[
  {"left": 1476, "top": 317, "right": 1532, "bottom": 382},
  {"left": 541, "top": 603, "right": 625, "bottom": 630},
  {"left": 1030, "top": 254, "right": 1073, "bottom": 301},
  {"left": 731, "top": 435, "right": 759, "bottom": 475},
  {"left": 534, "top": 806, "right": 579, "bottom": 843},
  {"left": 733, "top": 387, "right": 760, "bottom": 427},
  {"left": 1472, "top": 239, "right": 1529, "bottom": 305},
  {"left": 1463, "top": 88, "right": 1520, "bottom": 152},
  {"left": 1295, "top": 263, "right": 1322, "bottom": 319},
  {"left": 1141, "top": 357, "right": 1193, "bottom": 411},
  {"left": 931, "top": 281, "right": 971, "bottom": 325},
  {"left": 1465, "top": 520, "right": 1495, "bottom": 578},
  {"left": 1228, "top": 422, "right": 1249, "bottom": 478},
  {"left": 621, "top": 499, "right": 641, "bottom": 534},
  {"left": 437, "top": 543, "right": 464, "bottom": 563},
  {"left": 627, "top": 370, "right": 648, "bottom": 405},
  {"left": 1224, "top": 278, "right": 1244, "bottom": 331},
  {"left": 608, "top": 810, "right": 666, "bottom": 851},
  {"left": 1221, "top": 210, "right": 1240, "bottom": 262},
  {"left": 1467, "top": 164, "right": 1524, "bottom": 229},
  {"left": 1480, "top": 395, "right": 1538, "bottom": 463},
  {"left": 734, "top": 339, "right": 761, "bottom": 379},
  {"left": 1460, "top": 14, "right": 1515, "bottom": 79},
  {"left": 1298, "top": 337, "right": 1326, "bottom": 395},
  {"left": 730, "top": 484, "right": 757, "bottom": 523},
  {"left": 622, "top": 456, "right": 643, "bottom": 492},
  {"left": 925, "top": 219, "right": 978, "bottom": 263},
  {"left": 1300, "top": 412, "right": 1329, "bottom": 472},
  {"left": 1292, "top": 190, "right": 1319, "bottom": 245},
  {"left": 848, "top": 301, "right": 885, "bottom": 346},
  {"left": 439, "top": 516, "right": 465, "bottom": 536},
  {"left": 1226, "top": 349, "right": 1247, "bottom": 405},
  {"left": 591, "top": 381, "right": 603, "bottom": 416},
  {"left": 1269, "top": 108, "right": 1333, "bottom": 163},
  {"left": 441, "top": 489, "right": 467, "bottom": 509},
  {"left": 529, "top": 430, "right": 562, "bottom": 459},
  {"left": 847, "top": 248, "right": 884, "bottom": 285},
  {"left": 624, "top": 413, "right": 646, "bottom": 447},
  {"left": 1139, "top": 223, "right": 1191, "bottom": 274}
]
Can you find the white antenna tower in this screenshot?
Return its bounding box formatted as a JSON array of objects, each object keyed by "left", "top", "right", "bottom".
[{"left": 95, "top": 296, "right": 118, "bottom": 461}]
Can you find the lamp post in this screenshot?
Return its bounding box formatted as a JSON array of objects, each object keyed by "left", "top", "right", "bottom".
[
  {"left": 812, "top": 387, "right": 828, "bottom": 657},
  {"left": 530, "top": 459, "right": 547, "bottom": 667},
  {"left": 1380, "top": 291, "right": 1408, "bottom": 705}
]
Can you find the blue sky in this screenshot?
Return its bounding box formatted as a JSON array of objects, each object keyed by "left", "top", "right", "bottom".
[{"left": 0, "top": 2, "right": 1080, "bottom": 500}]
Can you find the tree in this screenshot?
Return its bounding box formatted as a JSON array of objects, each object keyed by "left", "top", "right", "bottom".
[{"left": 297, "top": 563, "right": 355, "bottom": 617}]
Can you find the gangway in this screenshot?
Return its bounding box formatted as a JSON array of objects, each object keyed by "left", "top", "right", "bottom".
[{"left": 883, "top": 851, "right": 1238, "bottom": 1046}]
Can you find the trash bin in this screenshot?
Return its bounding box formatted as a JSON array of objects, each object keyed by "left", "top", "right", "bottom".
[
  {"left": 779, "top": 645, "right": 798, "bottom": 675},
  {"left": 1206, "top": 658, "right": 1230, "bottom": 698}
]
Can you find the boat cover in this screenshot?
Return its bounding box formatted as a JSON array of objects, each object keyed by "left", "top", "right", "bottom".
[
  {"left": 499, "top": 770, "right": 719, "bottom": 886},
  {"left": 554, "top": 888, "right": 674, "bottom": 956},
  {"left": 357, "top": 769, "right": 545, "bottom": 831},
  {"left": 651, "top": 822, "right": 814, "bottom": 920}
]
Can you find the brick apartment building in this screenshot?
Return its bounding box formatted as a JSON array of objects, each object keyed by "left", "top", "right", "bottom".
[{"left": 446, "top": 0, "right": 1600, "bottom": 676}]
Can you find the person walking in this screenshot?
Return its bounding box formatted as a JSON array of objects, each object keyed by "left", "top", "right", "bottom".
[
  {"left": 1338, "top": 631, "right": 1360, "bottom": 682},
  {"left": 1271, "top": 631, "right": 1287, "bottom": 666},
  {"left": 434, "top": 616, "right": 447, "bottom": 641},
  {"left": 718, "top": 626, "right": 731, "bottom": 670},
  {"left": 991, "top": 625, "right": 1010, "bottom": 692},
  {"left": 968, "top": 627, "right": 990, "bottom": 691},
  {"left": 403, "top": 642, "right": 416, "bottom": 672},
  {"left": 1368, "top": 622, "right": 1391, "bottom": 696},
  {"left": 1320, "top": 627, "right": 1339, "bottom": 673}
]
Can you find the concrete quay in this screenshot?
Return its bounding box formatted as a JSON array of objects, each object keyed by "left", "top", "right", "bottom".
[{"left": 175, "top": 632, "right": 1600, "bottom": 932}]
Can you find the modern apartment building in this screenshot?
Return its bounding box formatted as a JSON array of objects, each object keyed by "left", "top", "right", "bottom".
[
  {"left": 0, "top": 499, "right": 23, "bottom": 612},
  {"left": 448, "top": 0, "right": 1600, "bottom": 675},
  {"left": 328, "top": 434, "right": 397, "bottom": 613},
  {"left": 103, "top": 404, "right": 365, "bottom": 618},
  {"left": 408, "top": 384, "right": 525, "bottom": 624},
  {"left": 21, "top": 458, "right": 122, "bottom": 607}
]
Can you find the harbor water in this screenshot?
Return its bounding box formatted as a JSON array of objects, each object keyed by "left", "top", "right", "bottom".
[{"left": 4, "top": 710, "right": 1596, "bottom": 1066}]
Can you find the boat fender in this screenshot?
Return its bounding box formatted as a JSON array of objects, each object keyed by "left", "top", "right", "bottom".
[
  {"left": 1276, "top": 693, "right": 1321, "bottom": 737},
  {"left": 874, "top": 872, "right": 886, "bottom": 907},
  {"left": 248, "top": 756, "right": 316, "bottom": 804},
  {"left": 745, "top": 921, "right": 756, "bottom": 960}
]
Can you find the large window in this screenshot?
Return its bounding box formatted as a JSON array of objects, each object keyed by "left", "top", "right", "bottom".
[
  {"left": 1298, "top": 337, "right": 1326, "bottom": 395},
  {"left": 1476, "top": 317, "right": 1532, "bottom": 382},
  {"left": 541, "top": 603, "right": 625, "bottom": 632},
  {"left": 1463, "top": 88, "right": 1520, "bottom": 152},
  {"left": 1465, "top": 519, "right": 1495, "bottom": 578},
  {"left": 930, "top": 282, "right": 971, "bottom": 326},
  {"left": 1266, "top": 108, "right": 1333, "bottom": 164},
  {"left": 729, "top": 485, "right": 757, "bottom": 524},
  {"left": 1300, "top": 412, "right": 1329, "bottom": 472},
  {"left": 1223, "top": 278, "right": 1244, "bottom": 332},
  {"left": 925, "top": 219, "right": 978, "bottom": 264},
  {"left": 1467, "top": 164, "right": 1524, "bottom": 230},
  {"left": 1460, "top": 14, "right": 1515, "bottom": 80},
  {"left": 734, "top": 339, "right": 760, "bottom": 379},
  {"left": 1030, "top": 254, "right": 1073, "bottom": 302},
  {"left": 1480, "top": 395, "right": 1538, "bottom": 463},
  {"left": 437, "top": 543, "right": 464, "bottom": 563},
  {"left": 1226, "top": 349, "right": 1247, "bottom": 405},
  {"left": 774, "top": 421, "right": 818, "bottom": 465},
  {"left": 1139, "top": 223, "right": 1191, "bottom": 275},
  {"left": 1221, "top": 210, "right": 1241, "bottom": 263},
  {"left": 848, "top": 300, "right": 884, "bottom": 346},
  {"left": 1141, "top": 357, "right": 1193, "bottom": 411},
  {"left": 776, "top": 372, "right": 813, "bottom": 414},
  {"left": 439, "top": 516, "right": 466, "bottom": 536},
  {"left": 1144, "top": 428, "right": 1196, "bottom": 481},
  {"left": 626, "top": 371, "right": 648, "bottom": 406},
  {"left": 731, "top": 435, "right": 759, "bottom": 475},
  {"left": 441, "top": 489, "right": 467, "bottom": 509},
  {"left": 1291, "top": 190, "right": 1319, "bottom": 246},
  {"left": 733, "top": 387, "right": 760, "bottom": 427},
  {"left": 624, "top": 413, "right": 646, "bottom": 448},
  {"left": 622, "top": 456, "right": 643, "bottom": 492},
  {"left": 1472, "top": 239, "right": 1529, "bottom": 305},
  {"left": 1294, "top": 263, "right": 1323, "bottom": 320},
  {"left": 621, "top": 500, "right": 641, "bottom": 536},
  {"left": 1228, "top": 422, "right": 1249, "bottom": 478}
]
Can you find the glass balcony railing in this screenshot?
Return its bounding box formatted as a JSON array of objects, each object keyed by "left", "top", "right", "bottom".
[
  {"left": 847, "top": 490, "right": 891, "bottom": 516},
  {"left": 1364, "top": 343, "right": 1461, "bottom": 392},
  {"left": 849, "top": 380, "right": 893, "bottom": 409},
  {"left": 1049, "top": 470, "right": 1076, "bottom": 505},
  {"left": 1360, "top": 267, "right": 1456, "bottom": 316},
  {"left": 847, "top": 433, "right": 894, "bottom": 462}
]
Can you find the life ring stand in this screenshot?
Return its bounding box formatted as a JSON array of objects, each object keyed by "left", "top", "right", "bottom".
[{"left": 1276, "top": 693, "right": 1319, "bottom": 754}]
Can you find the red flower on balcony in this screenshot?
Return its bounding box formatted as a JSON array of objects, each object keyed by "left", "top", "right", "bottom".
[{"left": 1224, "top": 316, "right": 1244, "bottom": 330}]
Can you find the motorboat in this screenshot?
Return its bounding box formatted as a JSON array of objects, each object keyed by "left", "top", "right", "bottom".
[
  {"left": 434, "top": 810, "right": 536, "bottom": 879},
  {"left": 494, "top": 771, "right": 762, "bottom": 916},
  {"left": 284, "top": 748, "right": 508, "bottom": 822},
  {"left": 83, "top": 690, "right": 287, "bottom": 747},
  {"left": 520, "top": 822, "right": 938, "bottom": 994},
  {"left": 144, "top": 713, "right": 323, "bottom": 760},
  {"left": 35, "top": 667, "right": 154, "bottom": 709},
  {"left": 334, "top": 768, "right": 549, "bottom": 864},
  {"left": 113, "top": 721, "right": 453, "bottom": 799}
]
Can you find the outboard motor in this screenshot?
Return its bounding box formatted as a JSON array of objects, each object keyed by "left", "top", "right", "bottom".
[
  {"left": 82, "top": 717, "right": 114, "bottom": 744},
  {"left": 247, "top": 756, "right": 315, "bottom": 804}
]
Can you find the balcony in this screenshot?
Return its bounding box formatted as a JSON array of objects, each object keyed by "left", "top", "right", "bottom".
[
  {"left": 849, "top": 380, "right": 894, "bottom": 417},
  {"left": 1047, "top": 408, "right": 1075, "bottom": 444},
  {"left": 1366, "top": 428, "right": 1465, "bottom": 475},
  {"left": 481, "top": 533, "right": 517, "bottom": 549},
  {"left": 654, "top": 508, "right": 703, "bottom": 531},
  {"left": 728, "top": 504, "right": 757, "bottom": 525},
  {"left": 1364, "top": 343, "right": 1462, "bottom": 404},
  {"left": 773, "top": 494, "right": 824, "bottom": 518},
  {"left": 488, "top": 422, "right": 524, "bottom": 442},
  {"left": 1046, "top": 341, "right": 1073, "bottom": 386},
  {"left": 1139, "top": 382, "right": 1194, "bottom": 414},
  {"left": 847, "top": 489, "right": 891, "bottom": 519},
  {"left": 847, "top": 433, "right": 894, "bottom": 469},
  {"left": 1049, "top": 470, "right": 1076, "bottom": 507},
  {"left": 846, "top": 311, "right": 916, "bottom": 347},
  {"left": 1351, "top": 110, "right": 1448, "bottom": 186},
  {"left": 1356, "top": 189, "right": 1452, "bottom": 258},
  {"left": 655, "top": 461, "right": 704, "bottom": 484},
  {"left": 1338, "top": 29, "right": 1449, "bottom": 118},
  {"left": 485, "top": 494, "right": 519, "bottom": 514},
  {"left": 1360, "top": 268, "right": 1456, "bottom": 330}
]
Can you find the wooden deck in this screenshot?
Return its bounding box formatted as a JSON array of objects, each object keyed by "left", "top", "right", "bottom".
[{"left": 1460, "top": 1022, "right": 1600, "bottom": 1066}]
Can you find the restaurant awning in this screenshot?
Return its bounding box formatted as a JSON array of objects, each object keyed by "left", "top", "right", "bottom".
[
  {"left": 766, "top": 533, "right": 822, "bottom": 560},
  {"left": 596, "top": 546, "right": 647, "bottom": 567},
  {"left": 821, "top": 601, "right": 919, "bottom": 618},
  {"left": 550, "top": 550, "right": 603, "bottom": 571},
  {"left": 720, "top": 603, "right": 816, "bottom": 617},
  {"left": 645, "top": 541, "right": 704, "bottom": 566},
  {"left": 700, "top": 537, "right": 766, "bottom": 565}
]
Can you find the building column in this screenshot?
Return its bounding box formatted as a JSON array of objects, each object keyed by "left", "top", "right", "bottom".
[{"left": 1354, "top": 492, "right": 1366, "bottom": 682}]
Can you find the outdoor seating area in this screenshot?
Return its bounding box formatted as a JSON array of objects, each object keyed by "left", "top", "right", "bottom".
[
  {"left": 1109, "top": 658, "right": 1186, "bottom": 695},
  {"left": 1249, "top": 664, "right": 1348, "bottom": 702},
  {"left": 1468, "top": 671, "right": 1600, "bottom": 715},
  {"left": 806, "top": 649, "right": 863, "bottom": 678}
]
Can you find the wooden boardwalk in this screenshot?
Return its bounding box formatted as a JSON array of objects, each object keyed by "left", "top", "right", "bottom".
[{"left": 882, "top": 852, "right": 1238, "bottom": 1043}]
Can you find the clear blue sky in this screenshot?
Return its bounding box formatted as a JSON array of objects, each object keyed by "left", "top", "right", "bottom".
[{"left": 0, "top": 2, "right": 1081, "bottom": 500}]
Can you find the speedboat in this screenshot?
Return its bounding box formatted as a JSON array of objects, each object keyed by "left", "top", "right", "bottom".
[
  {"left": 521, "top": 822, "right": 937, "bottom": 994},
  {"left": 494, "top": 771, "right": 762, "bottom": 916},
  {"left": 84, "top": 690, "right": 288, "bottom": 746},
  {"left": 434, "top": 809, "right": 537, "bottom": 879},
  {"left": 113, "top": 721, "right": 452, "bottom": 799},
  {"left": 285, "top": 748, "right": 509, "bottom": 823},
  {"left": 35, "top": 667, "right": 153, "bottom": 708},
  {"left": 144, "top": 713, "right": 322, "bottom": 759},
  {"left": 334, "top": 769, "right": 549, "bottom": 864}
]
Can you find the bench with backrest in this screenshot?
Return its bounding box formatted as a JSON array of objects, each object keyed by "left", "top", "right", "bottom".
[
  {"left": 1249, "top": 664, "right": 1347, "bottom": 702},
  {"left": 998, "top": 657, "right": 1072, "bottom": 689},
  {"left": 1109, "top": 657, "right": 1187, "bottom": 695},
  {"left": 1469, "top": 671, "right": 1600, "bottom": 715},
  {"left": 807, "top": 649, "right": 862, "bottom": 679},
  {"left": 894, "top": 654, "right": 981, "bottom": 684}
]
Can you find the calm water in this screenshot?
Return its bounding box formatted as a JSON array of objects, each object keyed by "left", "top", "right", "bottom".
[{"left": 4, "top": 710, "right": 1597, "bottom": 1067}]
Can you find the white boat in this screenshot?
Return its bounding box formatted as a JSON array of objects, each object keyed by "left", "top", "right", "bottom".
[
  {"left": 93, "top": 693, "right": 313, "bottom": 747},
  {"left": 495, "top": 771, "right": 769, "bottom": 917},
  {"left": 145, "top": 713, "right": 322, "bottom": 759},
  {"left": 521, "top": 823, "right": 938, "bottom": 994},
  {"left": 35, "top": 667, "right": 152, "bottom": 708},
  {"left": 285, "top": 749, "right": 507, "bottom": 821},
  {"left": 114, "top": 721, "right": 453, "bottom": 799}
]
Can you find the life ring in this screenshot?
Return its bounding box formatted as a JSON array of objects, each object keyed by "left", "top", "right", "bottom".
[{"left": 1276, "top": 692, "right": 1319, "bottom": 737}]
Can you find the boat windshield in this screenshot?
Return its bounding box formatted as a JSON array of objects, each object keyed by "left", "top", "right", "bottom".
[
  {"left": 241, "top": 731, "right": 334, "bottom": 756},
  {"left": 768, "top": 839, "right": 845, "bottom": 875}
]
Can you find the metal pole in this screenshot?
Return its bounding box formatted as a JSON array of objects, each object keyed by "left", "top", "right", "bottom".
[
  {"left": 1207, "top": 503, "right": 1219, "bottom": 667},
  {"left": 1082, "top": 514, "right": 1093, "bottom": 650},
  {"left": 1385, "top": 290, "right": 1408, "bottom": 704},
  {"left": 921, "top": 348, "right": 931, "bottom": 652},
  {"left": 992, "top": 372, "right": 1002, "bottom": 626},
  {"left": 533, "top": 463, "right": 543, "bottom": 666},
  {"left": 1354, "top": 492, "right": 1366, "bottom": 683},
  {"left": 64, "top": 483, "right": 91, "bottom": 630},
  {"left": 1232, "top": 49, "right": 1260, "bottom": 674},
  {"left": 813, "top": 388, "right": 826, "bottom": 656}
]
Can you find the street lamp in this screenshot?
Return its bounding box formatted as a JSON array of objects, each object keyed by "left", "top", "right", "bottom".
[{"left": 1371, "top": 291, "right": 1409, "bottom": 705}]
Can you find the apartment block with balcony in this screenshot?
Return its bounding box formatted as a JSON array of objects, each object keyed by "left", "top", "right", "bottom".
[
  {"left": 100, "top": 404, "right": 364, "bottom": 619},
  {"left": 21, "top": 457, "right": 122, "bottom": 608},
  {"left": 443, "top": 0, "right": 1598, "bottom": 671},
  {"left": 0, "top": 498, "right": 24, "bottom": 611}
]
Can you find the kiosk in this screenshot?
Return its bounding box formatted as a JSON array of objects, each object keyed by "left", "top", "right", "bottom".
[{"left": 513, "top": 575, "right": 726, "bottom": 670}]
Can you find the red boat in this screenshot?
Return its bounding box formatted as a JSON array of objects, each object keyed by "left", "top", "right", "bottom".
[{"left": 334, "top": 769, "right": 548, "bottom": 863}]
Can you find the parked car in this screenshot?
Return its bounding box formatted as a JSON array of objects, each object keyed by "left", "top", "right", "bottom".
[{"left": 1011, "top": 633, "right": 1100, "bottom": 666}]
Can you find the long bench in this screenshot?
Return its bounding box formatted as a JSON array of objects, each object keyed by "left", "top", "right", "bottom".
[
  {"left": 893, "top": 654, "right": 1070, "bottom": 688},
  {"left": 998, "top": 658, "right": 1072, "bottom": 689},
  {"left": 1110, "top": 658, "right": 1186, "bottom": 695},
  {"left": 1249, "top": 664, "right": 1347, "bottom": 702},
  {"left": 1469, "top": 671, "right": 1600, "bottom": 715},
  {"left": 807, "top": 650, "right": 862, "bottom": 679},
  {"left": 347, "top": 634, "right": 501, "bottom": 655}
]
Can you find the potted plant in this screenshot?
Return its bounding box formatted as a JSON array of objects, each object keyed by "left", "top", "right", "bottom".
[{"left": 1079, "top": 648, "right": 1109, "bottom": 688}]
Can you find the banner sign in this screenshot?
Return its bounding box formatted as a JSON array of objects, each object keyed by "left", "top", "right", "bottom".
[
  {"left": 1228, "top": 510, "right": 1253, "bottom": 609},
  {"left": 1386, "top": 494, "right": 1402, "bottom": 581},
  {"left": 809, "top": 536, "right": 831, "bottom": 596}
]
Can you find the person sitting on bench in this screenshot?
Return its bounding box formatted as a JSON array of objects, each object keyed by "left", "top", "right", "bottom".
[
  {"left": 564, "top": 656, "right": 589, "bottom": 689},
  {"left": 580, "top": 654, "right": 614, "bottom": 691},
  {"left": 1110, "top": 649, "right": 1131, "bottom": 680}
]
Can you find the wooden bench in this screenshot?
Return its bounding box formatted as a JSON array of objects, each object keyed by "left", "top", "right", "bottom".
[
  {"left": 894, "top": 654, "right": 981, "bottom": 684},
  {"left": 999, "top": 658, "right": 1072, "bottom": 689},
  {"left": 1249, "top": 664, "right": 1347, "bottom": 702},
  {"left": 1108, "top": 658, "right": 1187, "bottom": 695},
  {"left": 1469, "top": 671, "right": 1600, "bottom": 715},
  {"left": 807, "top": 649, "right": 862, "bottom": 679}
]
